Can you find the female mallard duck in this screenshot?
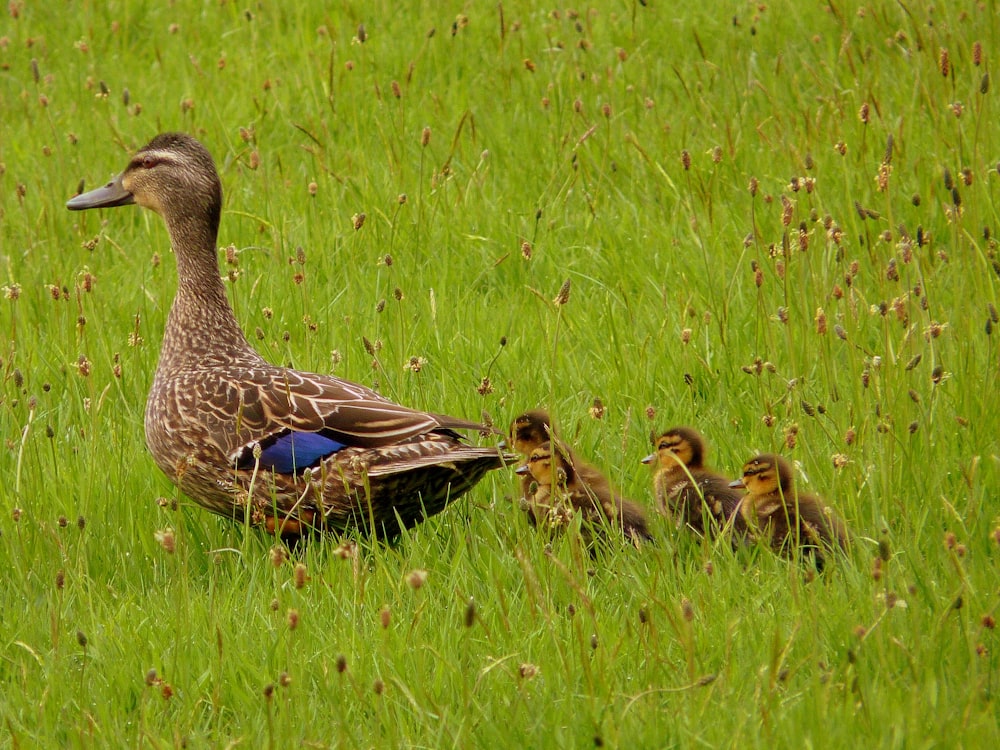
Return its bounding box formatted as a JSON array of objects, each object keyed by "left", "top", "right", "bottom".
[
  {"left": 641, "top": 427, "right": 748, "bottom": 541},
  {"left": 731, "top": 454, "right": 849, "bottom": 568},
  {"left": 515, "top": 440, "right": 652, "bottom": 545},
  {"left": 67, "top": 133, "right": 508, "bottom": 539}
]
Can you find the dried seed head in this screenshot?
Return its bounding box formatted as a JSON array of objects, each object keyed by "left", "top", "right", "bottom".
[
  {"left": 269, "top": 545, "right": 286, "bottom": 567},
  {"left": 464, "top": 598, "right": 476, "bottom": 628},
  {"left": 407, "top": 569, "right": 428, "bottom": 589},
  {"left": 155, "top": 527, "right": 175, "bottom": 554},
  {"left": 681, "top": 598, "right": 694, "bottom": 621},
  {"left": 379, "top": 606, "right": 391, "bottom": 629},
  {"left": 553, "top": 278, "right": 571, "bottom": 306},
  {"left": 814, "top": 308, "right": 827, "bottom": 335},
  {"left": 287, "top": 608, "right": 299, "bottom": 631},
  {"left": 421, "top": 126, "right": 431, "bottom": 147},
  {"left": 519, "top": 663, "right": 540, "bottom": 679},
  {"left": 55, "top": 569, "right": 65, "bottom": 589},
  {"left": 784, "top": 425, "right": 798, "bottom": 450},
  {"left": 352, "top": 212, "right": 366, "bottom": 230},
  {"left": 521, "top": 240, "right": 533, "bottom": 260},
  {"left": 858, "top": 103, "right": 870, "bottom": 124},
  {"left": 939, "top": 47, "right": 950, "bottom": 77},
  {"left": 293, "top": 562, "right": 308, "bottom": 589},
  {"left": 681, "top": 149, "right": 691, "bottom": 171},
  {"left": 589, "top": 398, "right": 605, "bottom": 420},
  {"left": 973, "top": 40, "right": 983, "bottom": 66}
]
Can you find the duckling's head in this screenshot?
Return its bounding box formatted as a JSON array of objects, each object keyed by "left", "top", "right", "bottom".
[
  {"left": 731, "top": 454, "right": 794, "bottom": 497},
  {"left": 642, "top": 426, "right": 705, "bottom": 469},
  {"left": 68, "top": 133, "right": 222, "bottom": 236},
  {"left": 508, "top": 410, "right": 553, "bottom": 456},
  {"left": 516, "top": 440, "right": 573, "bottom": 486}
]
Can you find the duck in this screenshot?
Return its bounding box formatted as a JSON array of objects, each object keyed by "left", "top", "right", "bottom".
[
  {"left": 507, "top": 410, "right": 555, "bottom": 511},
  {"left": 731, "top": 454, "right": 849, "bottom": 568},
  {"left": 641, "top": 426, "right": 748, "bottom": 542},
  {"left": 66, "top": 133, "right": 509, "bottom": 539},
  {"left": 515, "top": 439, "right": 652, "bottom": 546},
  {"left": 506, "top": 410, "right": 632, "bottom": 526}
]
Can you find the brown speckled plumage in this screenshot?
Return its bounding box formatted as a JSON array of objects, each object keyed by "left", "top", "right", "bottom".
[
  {"left": 642, "top": 426, "right": 748, "bottom": 543},
  {"left": 516, "top": 439, "right": 652, "bottom": 546},
  {"left": 733, "top": 454, "right": 850, "bottom": 569},
  {"left": 68, "top": 133, "right": 509, "bottom": 538}
]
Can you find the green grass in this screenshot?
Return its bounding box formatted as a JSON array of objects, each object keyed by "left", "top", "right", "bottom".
[{"left": 2, "top": 1, "right": 999, "bottom": 746}]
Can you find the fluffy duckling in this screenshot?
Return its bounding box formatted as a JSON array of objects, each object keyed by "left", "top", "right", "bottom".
[
  {"left": 642, "top": 426, "right": 748, "bottom": 540},
  {"left": 507, "top": 410, "right": 608, "bottom": 522},
  {"left": 508, "top": 410, "right": 555, "bottom": 509},
  {"left": 516, "top": 440, "right": 652, "bottom": 546},
  {"left": 732, "top": 454, "right": 849, "bottom": 568}
]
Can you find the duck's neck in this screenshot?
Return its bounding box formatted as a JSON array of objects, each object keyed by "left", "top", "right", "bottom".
[{"left": 157, "top": 211, "right": 257, "bottom": 373}]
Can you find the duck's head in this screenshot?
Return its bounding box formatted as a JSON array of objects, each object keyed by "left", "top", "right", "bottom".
[
  {"left": 515, "top": 440, "right": 573, "bottom": 486},
  {"left": 67, "top": 133, "right": 222, "bottom": 235},
  {"left": 642, "top": 426, "right": 704, "bottom": 469},
  {"left": 507, "top": 410, "right": 552, "bottom": 456},
  {"left": 730, "top": 454, "right": 793, "bottom": 496}
]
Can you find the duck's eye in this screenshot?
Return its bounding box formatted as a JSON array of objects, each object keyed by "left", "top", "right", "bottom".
[{"left": 140, "top": 155, "right": 159, "bottom": 169}]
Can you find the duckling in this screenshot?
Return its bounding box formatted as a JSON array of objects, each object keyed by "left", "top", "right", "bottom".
[
  {"left": 507, "top": 410, "right": 556, "bottom": 511},
  {"left": 731, "top": 454, "right": 849, "bottom": 568},
  {"left": 642, "top": 427, "right": 748, "bottom": 541},
  {"left": 506, "top": 410, "right": 609, "bottom": 524},
  {"left": 516, "top": 440, "right": 652, "bottom": 546}
]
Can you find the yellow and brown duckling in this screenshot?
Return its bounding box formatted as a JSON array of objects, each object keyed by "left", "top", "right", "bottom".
[
  {"left": 642, "top": 427, "right": 748, "bottom": 541},
  {"left": 516, "top": 439, "right": 652, "bottom": 546},
  {"left": 508, "top": 410, "right": 556, "bottom": 509},
  {"left": 507, "top": 410, "right": 608, "bottom": 523},
  {"left": 731, "top": 454, "right": 849, "bottom": 569}
]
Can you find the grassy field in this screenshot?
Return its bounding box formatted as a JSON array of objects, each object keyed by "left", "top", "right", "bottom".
[{"left": 2, "top": 0, "right": 999, "bottom": 746}]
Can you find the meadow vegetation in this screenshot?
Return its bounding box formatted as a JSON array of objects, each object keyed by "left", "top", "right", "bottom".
[{"left": 1, "top": 1, "right": 998, "bottom": 746}]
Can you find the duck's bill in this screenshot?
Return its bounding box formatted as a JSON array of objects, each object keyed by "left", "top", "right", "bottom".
[
  {"left": 640, "top": 453, "right": 655, "bottom": 464},
  {"left": 514, "top": 465, "right": 530, "bottom": 476},
  {"left": 729, "top": 479, "right": 746, "bottom": 489},
  {"left": 67, "top": 173, "right": 134, "bottom": 210}
]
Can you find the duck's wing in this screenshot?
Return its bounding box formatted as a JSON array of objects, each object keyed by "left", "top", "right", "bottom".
[{"left": 194, "top": 364, "right": 488, "bottom": 472}]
